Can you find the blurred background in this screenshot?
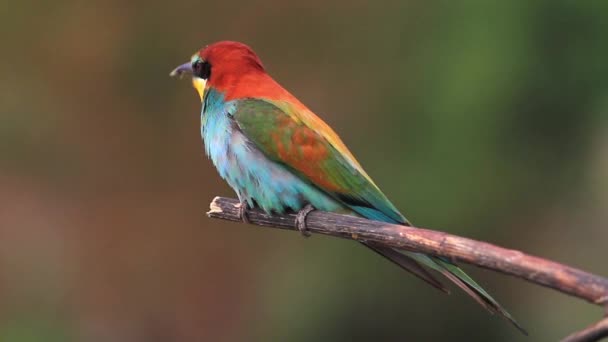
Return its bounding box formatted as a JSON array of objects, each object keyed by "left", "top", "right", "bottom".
[{"left": 1, "top": 0, "right": 608, "bottom": 341}]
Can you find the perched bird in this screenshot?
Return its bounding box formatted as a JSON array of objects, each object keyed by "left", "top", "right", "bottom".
[{"left": 171, "top": 41, "right": 525, "bottom": 333}]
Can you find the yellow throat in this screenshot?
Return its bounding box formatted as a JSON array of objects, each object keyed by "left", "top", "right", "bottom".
[{"left": 192, "top": 78, "right": 207, "bottom": 101}]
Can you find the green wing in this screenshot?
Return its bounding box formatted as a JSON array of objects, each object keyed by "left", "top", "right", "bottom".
[{"left": 232, "top": 98, "right": 408, "bottom": 224}]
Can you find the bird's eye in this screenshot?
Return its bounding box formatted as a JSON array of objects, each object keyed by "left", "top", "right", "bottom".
[{"left": 192, "top": 60, "right": 211, "bottom": 80}]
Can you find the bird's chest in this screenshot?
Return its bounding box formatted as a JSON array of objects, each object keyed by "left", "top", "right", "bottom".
[
  {"left": 200, "top": 92, "right": 271, "bottom": 205},
  {"left": 200, "top": 95, "right": 243, "bottom": 183},
  {"left": 201, "top": 100, "right": 278, "bottom": 208}
]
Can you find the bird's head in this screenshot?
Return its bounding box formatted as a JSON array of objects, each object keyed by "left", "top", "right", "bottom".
[{"left": 170, "top": 41, "right": 265, "bottom": 101}]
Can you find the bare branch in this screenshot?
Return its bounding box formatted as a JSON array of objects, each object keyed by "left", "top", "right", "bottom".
[
  {"left": 562, "top": 317, "right": 608, "bottom": 342},
  {"left": 207, "top": 196, "right": 608, "bottom": 341}
]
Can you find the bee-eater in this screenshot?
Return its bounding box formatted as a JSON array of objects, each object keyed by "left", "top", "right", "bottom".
[{"left": 171, "top": 41, "right": 525, "bottom": 333}]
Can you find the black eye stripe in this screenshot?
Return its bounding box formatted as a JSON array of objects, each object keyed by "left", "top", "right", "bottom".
[{"left": 192, "top": 60, "right": 211, "bottom": 79}]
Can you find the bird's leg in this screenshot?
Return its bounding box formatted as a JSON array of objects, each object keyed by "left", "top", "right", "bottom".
[
  {"left": 238, "top": 200, "right": 250, "bottom": 224},
  {"left": 295, "top": 204, "right": 315, "bottom": 237}
]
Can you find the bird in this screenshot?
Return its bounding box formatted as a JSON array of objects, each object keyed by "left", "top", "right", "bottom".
[{"left": 170, "top": 40, "right": 525, "bottom": 334}]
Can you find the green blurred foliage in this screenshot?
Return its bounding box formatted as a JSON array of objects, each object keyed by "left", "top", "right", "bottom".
[{"left": 1, "top": 0, "right": 607, "bottom": 341}]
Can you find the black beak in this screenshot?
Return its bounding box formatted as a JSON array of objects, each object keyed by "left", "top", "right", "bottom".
[{"left": 169, "top": 62, "right": 192, "bottom": 78}]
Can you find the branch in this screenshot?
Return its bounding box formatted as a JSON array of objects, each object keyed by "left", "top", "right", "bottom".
[
  {"left": 207, "top": 196, "right": 608, "bottom": 341},
  {"left": 562, "top": 317, "right": 608, "bottom": 342}
]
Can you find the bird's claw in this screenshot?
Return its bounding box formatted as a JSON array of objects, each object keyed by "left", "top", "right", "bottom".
[
  {"left": 295, "top": 204, "right": 315, "bottom": 237},
  {"left": 239, "top": 201, "right": 250, "bottom": 224}
]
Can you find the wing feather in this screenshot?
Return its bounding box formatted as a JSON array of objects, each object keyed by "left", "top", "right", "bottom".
[{"left": 231, "top": 98, "right": 407, "bottom": 224}]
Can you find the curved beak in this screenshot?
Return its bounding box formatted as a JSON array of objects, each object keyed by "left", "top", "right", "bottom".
[
  {"left": 169, "top": 62, "right": 192, "bottom": 78},
  {"left": 170, "top": 61, "right": 207, "bottom": 101}
]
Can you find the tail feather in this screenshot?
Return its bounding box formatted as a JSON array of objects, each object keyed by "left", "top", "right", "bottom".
[
  {"left": 362, "top": 242, "right": 449, "bottom": 294},
  {"left": 401, "top": 250, "right": 528, "bottom": 335},
  {"left": 338, "top": 197, "right": 526, "bottom": 333}
]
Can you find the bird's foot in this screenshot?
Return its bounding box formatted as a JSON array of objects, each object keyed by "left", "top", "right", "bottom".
[
  {"left": 238, "top": 200, "right": 250, "bottom": 224},
  {"left": 295, "top": 204, "right": 315, "bottom": 237}
]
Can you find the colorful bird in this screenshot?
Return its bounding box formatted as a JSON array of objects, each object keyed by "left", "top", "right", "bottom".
[{"left": 171, "top": 41, "right": 525, "bottom": 334}]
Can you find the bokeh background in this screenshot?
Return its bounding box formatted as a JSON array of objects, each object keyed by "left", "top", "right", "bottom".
[{"left": 2, "top": 1, "right": 608, "bottom": 341}]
